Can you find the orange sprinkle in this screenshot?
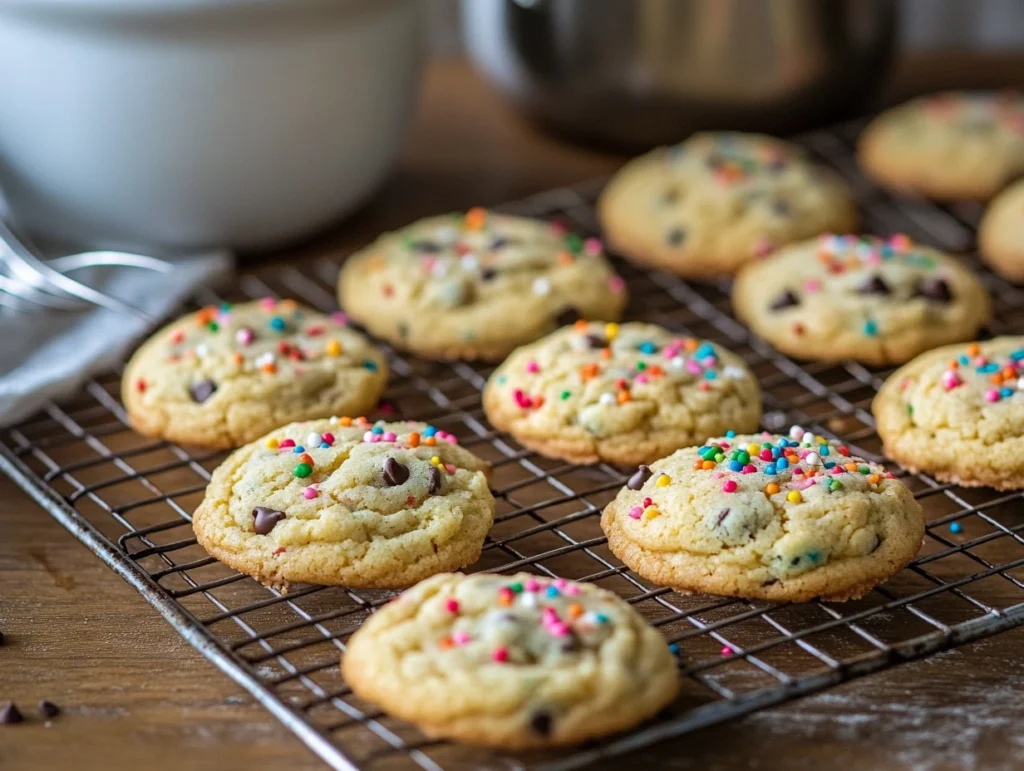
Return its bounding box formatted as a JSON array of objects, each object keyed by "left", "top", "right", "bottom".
[
  {"left": 196, "top": 307, "right": 216, "bottom": 325},
  {"left": 339, "top": 416, "right": 353, "bottom": 427},
  {"left": 949, "top": 360, "right": 959, "bottom": 369},
  {"left": 325, "top": 339, "right": 342, "bottom": 357},
  {"left": 1004, "top": 367, "right": 1017, "bottom": 381},
  {"left": 765, "top": 482, "right": 781, "bottom": 495},
  {"left": 497, "top": 593, "right": 513, "bottom": 607},
  {"left": 368, "top": 254, "right": 386, "bottom": 272},
  {"left": 533, "top": 395, "right": 545, "bottom": 408},
  {"left": 845, "top": 463, "right": 859, "bottom": 472},
  {"left": 968, "top": 343, "right": 980, "bottom": 356},
  {"left": 438, "top": 637, "right": 454, "bottom": 650},
  {"left": 702, "top": 460, "right": 716, "bottom": 470},
  {"left": 573, "top": 320, "right": 589, "bottom": 333},
  {"left": 272, "top": 546, "right": 286, "bottom": 555},
  {"left": 425, "top": 437, "right": 437, "bottom": 447},
  {"left": 465, "top": 207, "right": 488, "bottom": 229},
  {"left": 262, "top": 363, "right": 277, "bottom": 374},
  {"left": 557, "top": 251, "right": 574, "bottom": 266},
  {"left": 299, "top": 453, "right": 314, "bottom": 465},
  {"left": 600, "top": 348, "right": 612, "bottom": 360},
  {"left": 693, "top": 461, "right": 703, "bottom": 470},
  {"left": 868, "top": 474, "right": 881, "bottom": 485},
  {"left": 407, "top": 432, "right": 421, "bottom": 448},
  {"left": 568, "top": 603, "right": 584, "bottom": 619},
  {"left": 279, "top": 299, "right": 296, "bottom": 311},
  {"left": 135, "top": 379, "right": 147, "bottom": 393},
  {"left": 991, "top": 374, "right": 1003, "bottom": 385},
  {"left": 617, "top": 391, "right": 631, "bottom": 404},
  {"left": 580, "top": 362, "right": 599, "bottom": 380},
  {"left": 647, "top": 365, "right": 665, "bottom": 377},
  {"left": 684, "top": 338, "right": 699, "bottom": 352},
  {"left": 232, "top": 352, "right": 244, "bottom": 365}
]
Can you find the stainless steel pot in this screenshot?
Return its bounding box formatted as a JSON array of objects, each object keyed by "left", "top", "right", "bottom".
[{"left": 463, "top": 0, "right": 899, "bottom": 148}]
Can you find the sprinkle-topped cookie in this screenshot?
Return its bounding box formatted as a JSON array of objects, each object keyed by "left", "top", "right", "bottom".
[
  {"left": 598, "top": 132, "right": 857, "bottom": 278},
  {"left": 980, "top": 178, "right": 1024, "bottom": 282},
  {"left": 602, "top": 427, "right": 924, "bottom": 602},
  {"left": 192, "top": 418, "right": 494, "bottom": 589},
  {"left": 859, "top": 91, "right": 1024, "bottom": 200},
  {"left": 341, "top": 572, "right": 679, "bottom": 748},
  {"left": 123, "top": 299, "right": 388, "bottom": 448},
  {"left": 874, "top": 338, "right": 1024, "bottom": 490},
  {"left": 733, "top": 234, "right": 991, "bottom": 366},
  {"left": 337, "top": 210, "right": 627, "bottom": 361},
  {"left": 483, "top": 321, "right": 762, "bottom": 465}
]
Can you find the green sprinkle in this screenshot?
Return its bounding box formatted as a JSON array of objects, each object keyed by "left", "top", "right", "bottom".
[
  {"left": 363, "top": 361, "right": 379, "bottom": 372},
  {"left": 497, "top": 375, "right": 508, "bottom": 385},
  {"left": 736, "top": 451, "right": 750, "bottom": 464},
  {"left": 207, "top": 321, "right": 219, "bottom": 332},
  {"left": 636, "top": 362, "right": 647, "bottom": 371},
  {"left": 858, "top": 465, "right": 870, "bottom": 474},
  {"left": 565, "top": 232, "right": 583, "bottom": 254},
  {"left": 828, "top": 479, "right": 843, "bottom": 491},
  {"left": 714, "top": 453, "right": 725, "bottom": 463},
  {"left": 294, "top": 463, "right": 313, "bottom": 478},
  {"left": 510, "top": 582, "right": 523, "bottom": 593},
  {"left": 560, "top": 390, "right": 571, "bottom": 400}
]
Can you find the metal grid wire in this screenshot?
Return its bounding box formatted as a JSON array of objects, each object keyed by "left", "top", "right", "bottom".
[{"left": 4, "top": 117, "right": 1024, "bottom": 771}]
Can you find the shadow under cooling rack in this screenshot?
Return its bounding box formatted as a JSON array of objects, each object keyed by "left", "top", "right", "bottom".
[{"left": 4, "top": 117, "right": 1024, "bottom": 771}]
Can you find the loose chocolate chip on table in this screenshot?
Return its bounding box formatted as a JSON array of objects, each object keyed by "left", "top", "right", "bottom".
[
  {"left": 1, "top": 703, "right": 23, "bottom": 724},
  {"left": 914, "top": 277, "right": 953, "bottom": 302},
  {"left": 189, "top": 379, "right": 217, "bottom": 404},
  {"left": 857, "top": 275, "right": 891, "bottom": 295},
  {"left": 555, "top": 307, "right": 580, "bottom": 327},
  {"left": 383, "top": 457, "right": 410, "bottom": 487},
  {"left": 428, "top": 466, "right": 443, "bottom": 495},
  {"left": 666, "top": 227, "right": 687, "bottom": 247},
  {"left": 627, "top": 465, "right": 652, "bottom": 491},
  {"left": 38, "top": 700, "right": 60, "bottom": 719},
  {"left": 530, "top": 710, "right": 553, "bottom": 736},
  {"left": 252, "top": 507, "right": 286, "bottom": 536},
  {"left": 769, "top": 289, "right": 800, "bottom": 311}
]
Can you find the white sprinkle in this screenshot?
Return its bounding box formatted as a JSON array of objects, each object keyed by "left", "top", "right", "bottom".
[
  {"left": 435, "top": 225, "right": 458, "bottom": 243},
  {"left": 307, "top": 432, "right": 323, "bottom": 447},
  {"left": 431, "top": 262, "right": 448, "bottom": 278},
  {"left": 599, "top": 392, "right": 616, "bottom": 405},
  {"left": 722, "top": 365, "right": 746, "bottom": 379},
  {"left": 329, "top": 415, "right": 339, "bottom": 425},
  {"left": 789, "top": 425, "right": 805, "bottom": 440},
  {"left": 532, "top": 277, "right": 552, "bottom": 296},
  {"left": 805, "top": 452, "right": 820, "bottom": 466},
  {"left": 255, "top": 352, "right": 275, "bottom": 367},
  {"left": 195, "top": 344, "right": 209, "bottom": 358},
  {"left": 670, "top": 356, "right": 687, "bottom": 369},
  {"left": 1018, "top": 377, "right": 1024, "bottom": 391},
  {"left": 520, "top": 593, "right": 538, "bottom": 608},
  {"left": 460, "top": 254, "right": 478, "bottom": 270}
]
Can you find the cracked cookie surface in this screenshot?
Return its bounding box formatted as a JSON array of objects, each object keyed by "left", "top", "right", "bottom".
[
  {"left": 482, "top": 322, "right": 761, "bottom": 466},
  {"left": 193, "top": 419, "right": 494, "bottom": 589},
  {"left": 598, "top": 132, "right": 856, "bottom": 278},
  {"left": 123, "top": 299, "right": 388, "bottom": 448},
  {"left": 733, "top": 234, "right": 991, "bottom": 366},
  {"left": 341, "top": 572, "right": 679, "bottom": 748},
  {"left": 601, "top": 428, "right": 924, "bottom": 601},
  {"left": 874, "top": 338, "right": 1024, "bottom": 490},
  {"left": 337, "top": 209, "right": 627, "bottom": 361},
  {"left": 858, "top": 91, "right": 1024, "bottom": 200}
]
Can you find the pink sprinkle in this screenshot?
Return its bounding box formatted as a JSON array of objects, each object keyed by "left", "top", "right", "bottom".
[
  {"left": 686, "top": 360, "right": 703, "bottom": 375},
  {"left": 741, "top": 464, "right": 756, "bottom": 474},
  {"left": 634, "top": 374, "right": 650, "bottom": 385},
  {"left": 259, "top": 297, "right": 276, "bottom": 311},
  {"left": 584, "top": 237, "right": 603, "bottom": 256},
  {"left": 942, "top": 370, "right": 961, "bottom": 390},
  {"left": 564, "top": 583, "right": 580, "bottom": 596},
  {"left": 322, "top": 432, "right": 335, "bottom": 445},
  {"left": 445, "top": 464, "right": 456, "bottom": 475},
  {"left": 235, "top": 327, "right": 255, "bottom": 346},
  {"left": 492, "top": 647, "right": 509, "bottom": 663},
  {"left": 804, "top": 279, "right": 822, "bottom": 293},
  {"left": 549, "top": 622, "right": 570, "bottom": 637},
  {"left": 701, "top": 356, "right": 717, "bottom": 368},
  {"left": 452, "top": 631, "right": 470, "bottom": 645},
  {"left": 553, "top": 578, "right": 567, "bottom": 589},
  {"left": 303, "top": 486, "right": 318, "bottom": 499},
  {"left": 383, "top": 431, "right": 397, "bottom": 442},
  {"left": 721, "top": 646, "right": 733, "bottom": 656},
  {"left": 331, "top": 312, "right": 348, "bottom": 326},
  {"left": 543, "top": 606, "right": 558, "bottom": 620},
  {"left": 629, "top": 506, "right": 643, "bottom": 519},
  {"left": 643, "top": 497, "right": 653, "bottom": 507},
  {"left": 513, "top": 389, "right": 533, "bottom": 409},
  {"left": 753, "top": 239, "right": 775, "bottom": 258},
  {"left": 609, "top": 276, "right": 626, "bottom": 293},
  {"left": 799, "top": 479, "right": 816, "bottom": 490},
  {"left": 445, "top": 599, "right": 459, "bottom": 613},
  {"left": 526, "top": 360, "right": 540, "bottom": 374},
  {"left": 280, "top": 439, "right": 296, "bottom": 448},
  {"left": 525, "top": 579, "right": 541, "bottom": 592},
  {"left": 722, "top": 480, "right": 738, "bottom": 493},
  {"left": 663, "top": 344, "right": 682, "bottom": 359},
  {"left": 550, "top": 221, "right": 568, "bottom": 236},
  {"left": 985, "top": 389, "right": 1001, "bottom": 403},
  {"left": 759, "top": 449, "right": 773, "bottom": 461}
]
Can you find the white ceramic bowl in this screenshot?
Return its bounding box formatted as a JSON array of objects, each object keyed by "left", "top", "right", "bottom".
[{"left": 0, "top": 0, "right": 422, "bottom": 251}]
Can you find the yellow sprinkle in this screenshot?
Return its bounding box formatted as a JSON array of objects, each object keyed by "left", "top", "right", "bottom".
[
  {"left": 786, "top": 490, "right": 803, "bottom": 503},
  {"left": 643, "top": 507, "right": 661, "bottom": 520},
  {"left": 325, "top": 339, "right": 342, "bottom": 357},
  {"left": 431, "top": 455, "right": 442, "bottom": 466},
  {"left": 265, "top": 438, "right": 279, "bottom": 449},
  {"left": 605, "top": 323, "right": 619, "bottom": 340},
  {"left": 656, "top": 474, "right": 671, "bottom": 487},
  {"left": 765, "top": 482, "right": 780, "bottom": 495},
  {"left": 868, "top": 474, "right": 881, "bottom": 485},
  {"left": 747, "top": 443, "right": 760, "bottom": 455}
]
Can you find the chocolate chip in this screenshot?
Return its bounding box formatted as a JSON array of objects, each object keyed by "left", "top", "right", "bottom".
[
  {"left": 559, "top": 633, "right": 580, "bottom": 652},
  {"left": 480, "top": 267, "right": 499, "bottom": 281},
  {"left": 530, "top": 711, "right": 553, "bottom": 736},
  {"left": 586, "top": 334, "right": 607, "bottom": 349},
  {"left": 914, "top": 277, "right": 953, "bottom": 303},
  {"left": 762, "top": 578, "right": 779, "bottom": 587},
  {"left": 428, "top": 466, "right": 442, "bottom": 495},
  {"left": 627, "top": 465, "right": 652, "bottom": 490},
  {"left": 666, "top": 227, "right": 686, "bottom": 247},
  {"left": 489, "top": 236, "right": 514, "bottom": 250},
  {"left": 38, "top": 700, "right": 59, "bottom": 719},
  {"left": 857, "top": 275, "right": 891, "bottom": 295},
  {"left": 791, "top": 556, "right": 801, "bottom": 566},
  {"left": 383, "top": 457, "right": 410, "bottom": 487},
  {"left": 770, "top": 289, "right": 800, "bottom": 311},
  {"left": 252, "top": 507, "right": 286, "bottom": 536},
  {"left": 189, "top": 379, "right": 217, "bottom": 403},
  {"left": 411, "top": 240, "right": 441, "bottom": 253},
  {"left": 1, "top": 703, "right": 23, "bottom": 724},
  {"left": 716, "top": 508, "right": 731, "bottom": 527},
  {"left": 555, "top": 307, "right": 580, "bottom": 327}
]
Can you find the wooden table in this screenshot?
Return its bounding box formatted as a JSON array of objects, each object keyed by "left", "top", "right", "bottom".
[{"left": 3, "top": 58, "right": 1024, "bottom": 771}]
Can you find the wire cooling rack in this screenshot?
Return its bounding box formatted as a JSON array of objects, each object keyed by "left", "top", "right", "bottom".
[{"left": 4, "top": 117, "right": 1024, "bottom": 771}]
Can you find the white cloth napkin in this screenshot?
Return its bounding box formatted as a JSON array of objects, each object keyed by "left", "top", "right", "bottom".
[{"left": 0, "top": 251, "right": 232, "bottom": 427}]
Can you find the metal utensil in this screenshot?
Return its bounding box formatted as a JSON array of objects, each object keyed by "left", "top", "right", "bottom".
[{"left": 463, "top": 0, "right": 899, "bottom": 148}]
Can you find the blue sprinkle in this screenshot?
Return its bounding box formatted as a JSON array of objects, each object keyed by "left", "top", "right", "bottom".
[
  {"left": 363, "top": 360, "right": 378, "bottom": 372},
  {"left": 372, "top": 426, "right": 384, "bottom": 435},
  {"left": 824, "top": 461, "right": 836, "bottom": 469},
  {"left": 269, "top": 316, "right": 286, "bottom": 332},
  {"left": 807, "top": 551, "right": 821, "bottom": 563},
  {"left": 497, "top": 375, "right": 507, "bottom": 385},
  {"left": 949, "top": 522, "right": 963, "bottom": 534},
  {"left": 668, "top": 643, "right": 680, "bottom": 655},
  {"left": 725, "top": 430, "right": 736, "bottom": 438},
  {"left": 765, "top": 463, "right": 777, "bottom": 475},
  {"left": 977, "top": 363, "right": 999, "bottom": 374},
  {"left": 595, "top": 613, "right": 609, "bottom": 624},
  {"left": 293, "top": 445, "right": 305, "bottom": 453},
  {"left": 320, "top": 442, "right": 331, "bottom": 449},
  {"left": 1001, "top": 387, "right": 1014, "bottom": 399},
  {"left": 772, "top": 448, "right": 781, "bottom": 459},
  {"left": 777, "top": 458, "right": 789, "bottom": 470},
  {"left": 638, "top": 341, "right": 657, "bottom": 354},
  {"left": 545, "top": 586, "right": 559, "bottom": 598},
  {"left": 695, "top": 343, "right": 715, "bottom": 359},
  {"left": 820, "top": 445, "right": 830, "bottom": 456},
  {"left": 423, "top": 426, "right": 437, "bottom": 437},
  {"left": 704, "top": 371, "right": 717, "bottom": 380},
  {"left": 1010, "top": 350, "right": 1024, "bottom": 361},
  {"left": 728, "top": 460, "right": 743, "bottom": 472},
  {"left": 959, "top": 354, "right": 970, "bottom": 365},
  {"left": 864, "top": 320, "right": 879, "bottom": 337}
]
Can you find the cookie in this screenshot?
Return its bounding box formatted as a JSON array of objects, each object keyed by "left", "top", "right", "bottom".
[
  {"left": 192, "top": 418, "right": 494, "bottom": 589},
  {"left": 601, "top": 427, "right": 925, "bottom": 602},
  {"left": 123, "top": 299, "right": 388, "bottom": 448},
  {"left": 733, "top": 234, "right": 992, "bottom": 366},
  {"left": 858, "top": 91, "right": 1024, "bottom": 200},
  {"left": 337, "top": 209, "right": 628, "bottom": 361},
  {"left": 482, "top": 322, "right": 762, "bottom": 466},
  {"left": 341, "top": 572, "right": 678, "bottom": 748},
  {"left": 979, "top": 178, "right": 1024, "bottom": 282},
  {"left": 597, "top": 132, "right": 857, "bottom": 279},
  {"left": 873, "top": 338, "right": 1024, "bottom": 490}
]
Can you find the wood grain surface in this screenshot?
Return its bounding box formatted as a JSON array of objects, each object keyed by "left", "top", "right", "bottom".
[{"left": 3, "top": 56, "right": 1024, "bottom": 771}]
